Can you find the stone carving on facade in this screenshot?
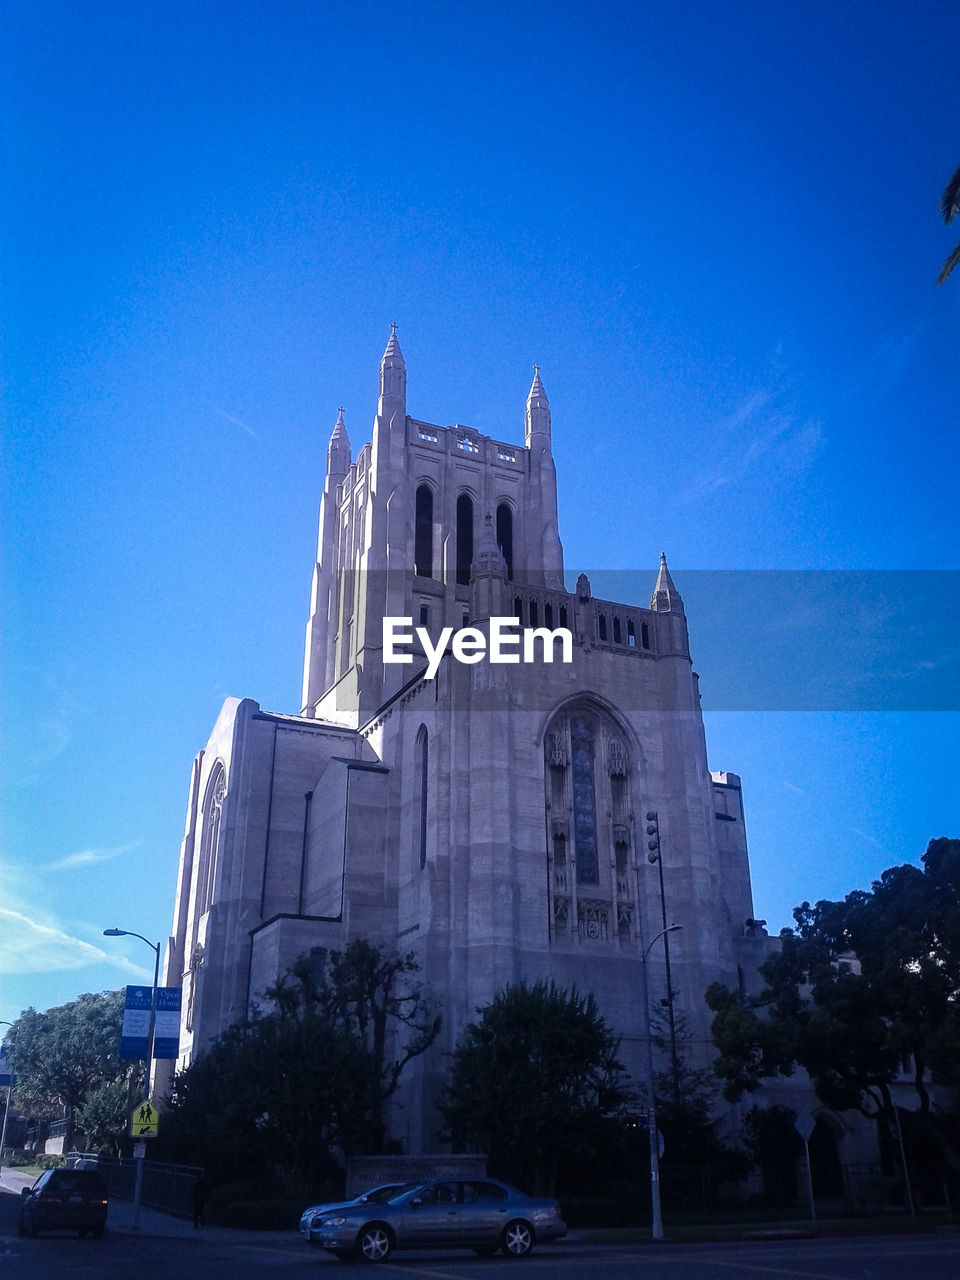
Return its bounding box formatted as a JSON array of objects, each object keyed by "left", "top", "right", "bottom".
[
  {"left": 613, "top": 822, "right": 629, "bottom": 848},
  {"left": 607, "top": 736, "right": 627, "bottom": 777},
  {"left": 185, "top": 944, "right": 204, "bottom": 1032},
  {"left": 547, "top": 731, "right": 567, "bottom": 768},
  {"left": 577, "top": 901, "right": 609, "bottom": 940}
]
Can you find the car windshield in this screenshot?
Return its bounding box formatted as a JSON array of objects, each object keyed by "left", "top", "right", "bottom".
[
  {"left": 362, "top": 1183, "right": 411, "bottom": 1204},
  {"left": 383, "top": 1182, "right": 421, "bottom": 1202},
  {"left": 44, "top": 1172, "right": 107, "bottom": 1195}
]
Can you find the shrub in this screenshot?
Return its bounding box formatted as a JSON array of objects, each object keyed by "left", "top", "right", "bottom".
[
  {"left": 214, "top": 1197, "right": 305, "bottom": 1230},
  {"left": 558, "top": 1195, "right": 624, "bottom": 1228}
]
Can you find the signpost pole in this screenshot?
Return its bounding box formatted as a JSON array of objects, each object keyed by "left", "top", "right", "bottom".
[
  {"left": 794, "top": 1111, "right": 817, "bottom": 1228},
  {"left": 104, "top": 929, "right": 161, "bottom": 1232}
]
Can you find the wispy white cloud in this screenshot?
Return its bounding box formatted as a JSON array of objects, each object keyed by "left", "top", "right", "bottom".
[
  {"left": 50, "top": 840, "right": 141, "bottom": 871},
  {"left": 847, "top": 826, "right": 881, "bottom": 849},
  {"left": 0, "top": 907, "right": 153, "bottom": 982},
  {"left": 0, "top": 907, "right": 108, "bottom": 975},
  {"left": 7, "top": 688, "right": 85, "bottom": 788},
  {"left": 834, "top": 325, "right": 923, "bottom": 413},
  {"left": 685, "top": 363, "right": 824, "bottom": 502},
  {"left": 211, "top": 404, "right": 258, "bottom": 439}
]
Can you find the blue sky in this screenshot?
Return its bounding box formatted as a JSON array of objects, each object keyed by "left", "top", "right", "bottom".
[{"left": 2, "top": 1, "right": 958, "bottom": 1029}]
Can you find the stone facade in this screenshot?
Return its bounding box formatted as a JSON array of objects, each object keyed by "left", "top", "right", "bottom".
[{"left": 161, "top": 330, "right": 767, "bottom": 1151}]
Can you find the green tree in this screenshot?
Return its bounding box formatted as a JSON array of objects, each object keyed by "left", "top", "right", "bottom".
[
  {"left": 163, "top": 940, "right": 439, "bottom": 1186},
  {"left": 651, "top": 1009, "right": 745, "bottom": 1167},
  {"left": 707, "top": 839, "right": 960, "bottom": 1172},
  {"left": 938, "top": 164, "right": 960, "bottom": 285},
  {"left": 276, "top": 939, "right": 441, "bottom": 1153},
  {"left": 438, "top": 980, "right": 632, "bottom": 1195},
  {"left": 7, "top": 991, "right": 130, "bottom": 1149},
  {"left": 74, "top": 1078, "right": 133, "bottom": 1155}
]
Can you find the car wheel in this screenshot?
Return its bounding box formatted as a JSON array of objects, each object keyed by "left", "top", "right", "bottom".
[
  {"left": 501, "top": 1219, "right": 534, "bottom": 1257},
  {"left": 356, "top": 1223, "right": 393, "bottom": 1262}
]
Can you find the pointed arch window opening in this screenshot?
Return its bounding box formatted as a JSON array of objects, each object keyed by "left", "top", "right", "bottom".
[
  {"left": 415, "top": 485, "right": 434, "bottom": 578},
  {"left": 496, "top": 503, "right": 514, "bottom": 581},
  {"left": 197, "top": 764, "right": 226, "bottom": 918},
  {"left": 415, "top": 726, "right": 429, "bottom": 870},
  {"left": 456, "top": 494, "right": 474, "bottom": 586},
  {"left": 545, "top": 707, "right": 637, "bottom": 944}
]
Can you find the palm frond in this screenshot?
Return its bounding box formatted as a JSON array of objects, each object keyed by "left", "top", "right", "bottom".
[
  {"left": 937, "top": 241, "right": 960, "bottom": 287},
  {"left": 939, "top": 164, "right": 960, "bottom": 224}
]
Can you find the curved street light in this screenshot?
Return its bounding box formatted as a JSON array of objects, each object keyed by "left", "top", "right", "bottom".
[
  {"left": 102, "top": 927, "right": 162, "bottom": 1231},
  {"left": 639, "top": 923, "right": 682, "bottom": 1241}
]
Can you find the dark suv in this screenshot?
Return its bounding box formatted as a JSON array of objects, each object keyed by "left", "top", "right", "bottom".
[{"left": 19, "top": 1169, "right": 109, "bottom": 1238}]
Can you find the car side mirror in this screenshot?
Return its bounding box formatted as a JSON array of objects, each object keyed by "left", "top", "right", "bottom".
[{"left": 21, "top": 1187, "right": 31, "bottom": 1197}]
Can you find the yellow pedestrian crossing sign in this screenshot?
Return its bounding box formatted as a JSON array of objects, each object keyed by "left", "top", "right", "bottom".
[{"left": 130, "top": 1100, "right": 159, "bottom": 1137}]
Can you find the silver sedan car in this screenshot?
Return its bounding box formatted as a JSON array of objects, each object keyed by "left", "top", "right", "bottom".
[
  {"left": 308, "top": 1176, "right": 567, "bottom": 1261},
  {"left": 299, "top": 1183, "right": 410, "bottom": 1239}
]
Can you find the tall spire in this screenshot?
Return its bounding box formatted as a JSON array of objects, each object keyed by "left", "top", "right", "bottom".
[
  {"left": 327, "top": 405, "right": 351, "bottom": 475},
  {"left": 525, "top": 363, "right": 551, "bottom": 446},
  {"left": 379, "top": 323, "right": 407, "bottom": 415},
  {"left": 650, "top": 552, "right": 684, "bottom": 615},
  {"left": 470, "top": 511, "right": 507, "bottom": 580}
]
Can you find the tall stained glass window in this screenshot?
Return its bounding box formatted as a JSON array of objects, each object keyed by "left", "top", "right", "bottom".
[{"left": 570, "top": 715, "right": 599, "bottom": 884}]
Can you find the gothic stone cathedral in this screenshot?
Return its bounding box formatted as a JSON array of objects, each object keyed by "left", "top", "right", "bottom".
[{"left": 163, "top": 329, "right": 766, "bottom": 1150}]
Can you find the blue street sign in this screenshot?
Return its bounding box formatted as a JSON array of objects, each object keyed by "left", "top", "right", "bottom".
[
  {"left": 120, "top": 986, "right": 152, "bottom": 1059},
  {"left": 153, "top": 987, "right": 182, "bottom": 1059}
]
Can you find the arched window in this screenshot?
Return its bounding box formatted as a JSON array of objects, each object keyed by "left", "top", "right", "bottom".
[
  {"left": 496, "top": 503, "right": 513, "bottom": 580},
  {"left": 544, "top": 704, "right": 634, "bottom": 944},
  {"left": 196, "top": 763, "right": 226, "bottom": 916},
  {"left": 456, "top": 493, "right": 474, "bottom": 586},
  {"left": 415, "top": 725, "right": 429, "bottom": 869},
  {"left": 415, "top": 485, "right": 433, "bottom": 578}
]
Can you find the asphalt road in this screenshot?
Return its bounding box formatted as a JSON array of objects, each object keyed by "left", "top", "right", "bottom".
[{"left": 3, "top": 1189, "right": 960, "bottom": 1279}]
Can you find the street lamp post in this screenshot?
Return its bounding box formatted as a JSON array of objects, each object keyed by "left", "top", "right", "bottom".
[
  {"left": 103, "top": 928, "right": 161, "bottom": 1231},
  {"left": 0, "top": 1020, "right": 17, "bottom": 1176},
  {"left": 644, "top": 812, "right": 680, "bottom": 1103},
  {"left": 639, "top": 923, "right": 682, "bottom": 1241}
]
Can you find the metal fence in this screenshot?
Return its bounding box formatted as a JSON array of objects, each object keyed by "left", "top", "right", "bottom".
[
  {"left": 96, "top": 1157, "right": 204, "bottom": 1219},
  {"left": 657, "top": 1160, "right": 934, "bottom": 1222}
]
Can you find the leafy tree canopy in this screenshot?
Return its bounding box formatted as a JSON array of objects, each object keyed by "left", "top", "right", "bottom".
[
  {"left": 707, "top": 839, "right": 960, "bottom": 1123},
  {"left": 162, "top": 940, "right": 439, "bottom": 1187},
  {"left": 5, "top": 990, "right": 127, "bottom": 1118},
  {"left": 438, "top": 980, "right": 632, "bottom": 1195},
  {"left": 938, "top": 163, "right": 960, "bottom": 285}
]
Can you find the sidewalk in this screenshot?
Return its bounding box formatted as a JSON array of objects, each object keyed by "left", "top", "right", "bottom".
[{"left": 0, "top": 1166, "right": 300, "bottom": 1246}]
